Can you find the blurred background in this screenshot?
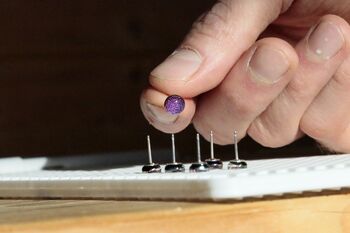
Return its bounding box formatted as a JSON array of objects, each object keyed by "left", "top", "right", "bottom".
[{"left": 0, "top": 0, "right": 324, "bottom": 162}]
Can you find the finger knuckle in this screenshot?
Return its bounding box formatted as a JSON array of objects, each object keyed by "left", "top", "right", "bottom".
[
  {"left": 248, "top": 118, "right": 290, "bottom": 148},
  {"left": 191, "top": 0, "right": 233, "bottom": 43},
  {"left": 300, "top": 113, "right": 332, "bottom": 141},
  {"left": 225, "top": 91, "right": 255, "bottom": 117},
  {"left": 286, "top": 74, "right": 313, "bottom": 102},
  {"left": 333, "top": 69, "right": 350, "bottom": 92}
]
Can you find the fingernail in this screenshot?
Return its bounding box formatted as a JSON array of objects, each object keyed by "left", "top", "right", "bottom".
[
  {"left": 307, "top": 21, "right": 344, "bottom": 60},
  {"left": 146, "top": 103, "right": 178, "bottom": 124},
  {"left": 248, "top": 46, "right": 289, "bottom": 84},
  {"left": 150, "top": 48, "right": 202, "bottom": 81}
]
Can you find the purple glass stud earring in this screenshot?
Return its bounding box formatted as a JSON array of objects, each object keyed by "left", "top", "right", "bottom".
[{"left": 164, "top": 95, "right": 185, "bottom": 115}]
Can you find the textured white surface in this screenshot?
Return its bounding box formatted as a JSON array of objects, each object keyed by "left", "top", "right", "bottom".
[{"left": 0, "top": 154, "right": 349, "bottom": 201}]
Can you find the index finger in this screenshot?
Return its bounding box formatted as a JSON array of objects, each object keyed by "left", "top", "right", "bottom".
[{"left": 149, "top": 0, "right": 293, "bottom": 98}]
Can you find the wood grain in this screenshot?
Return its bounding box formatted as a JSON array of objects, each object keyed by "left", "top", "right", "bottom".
[{"left": 0, "top": 193, "right": 350, "bottom": 233}]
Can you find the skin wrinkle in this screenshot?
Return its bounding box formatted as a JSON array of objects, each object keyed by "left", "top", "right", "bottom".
[
  {"left": 255, "top": 110, "right": 276, "bottom": 148},
  {"left": 249, "top": 17, "right": 344, "bottom": 147},
  {"left": 331, "top": 72, "right": 350, "bottom": 97},
  {"left": 249, "top": 100, "right": 290, "bottom": 147},
  {"left": 190, "top": 0, "right": 283, "bottom": 51},
  {"left": 146, "top": 103, "right": 178, "bottom": 125},
  {"left": 280, "top": 0, "right": 324, "bottom": 19},
  {"left": 210, "top": 0, "right": 231, "bottom": 25},
  {"left": 285, "top": 68, "right": 315, "bottom": 103},
  {"left": 297, "top": 16, "right": 350, "bottom": 151},
  {"left": 266, "top": 17, "right": 348, "bottom": 149},
  {"left": 281, "top": 0, "right": 294, "bottom": 13},
  {"left": 336, "top": 69, "right": 350, "bottom": 84},
  {"left": 300, "top": 106, "right": 336, "bottom": 141},
  {"left": 193, "top": 12, "right": 240, "bottom": 51},
  {"left": 196, "top": 38, "right": 298, "bottom": 145},
  {"left": 150, "top": 47, "right": 203, "bottom": 82},
  {"left": 302, "top": 69, "right": 350, "bottom": 145},
  {"left": 190, "top": 1, "right": 233, "bottom": 48},
  {"left": 277, "top": 1, "right": 350, "bottom": 25},
  {"left": 141, "top": 0, "right": 350, "bottom": 152}
]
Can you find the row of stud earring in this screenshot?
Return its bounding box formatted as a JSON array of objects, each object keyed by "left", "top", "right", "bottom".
[{"left": 142, "top": 131, "right": 247, "bottom": 173}]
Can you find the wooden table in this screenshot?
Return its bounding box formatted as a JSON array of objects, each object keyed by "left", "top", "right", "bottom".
[{"left": 1, "top": 191, "right": 350, "bottom": 233}]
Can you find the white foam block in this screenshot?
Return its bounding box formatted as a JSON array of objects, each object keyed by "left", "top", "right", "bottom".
[{"left": 0, "top": 154, "right": 349, "bottom": 201}]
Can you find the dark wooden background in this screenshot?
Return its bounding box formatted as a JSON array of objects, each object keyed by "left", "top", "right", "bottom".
[{"left": 0, "top": 0, "right": 322, "bottom": 161}]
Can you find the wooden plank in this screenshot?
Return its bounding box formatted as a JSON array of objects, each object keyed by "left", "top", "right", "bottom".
[{"left": 0, "top": 193, "right": 350, "bottom": 232}]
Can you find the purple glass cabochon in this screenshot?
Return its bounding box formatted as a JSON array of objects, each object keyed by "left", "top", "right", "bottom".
[{"left": 164, "top": 95, "right": 185, "bottom": 115}]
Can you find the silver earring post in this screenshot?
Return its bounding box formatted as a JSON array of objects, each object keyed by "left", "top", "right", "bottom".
[
  {"left": 190, "top": 133, "right": 209, "bottom": 172},
  {"left": 228, "top": 131, "right": 247, "bottom": 169},
  {"left": 165, "top": 134, "right": 185, "bottom": 173},
  {"left": 205, "top": 131, "right": 223, "bottom": 169},
  {"left": 142, "top": 135, "right": 161, "bottom": 173}
]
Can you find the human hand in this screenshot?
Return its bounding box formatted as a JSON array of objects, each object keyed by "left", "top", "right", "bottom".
[{"left": 140, "top": 0, "right": 350, "bottom": 152}]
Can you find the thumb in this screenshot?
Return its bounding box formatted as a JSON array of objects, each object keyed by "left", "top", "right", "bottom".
[{"left": 149, "top": 0, "right": 293, "bottom": 98}]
